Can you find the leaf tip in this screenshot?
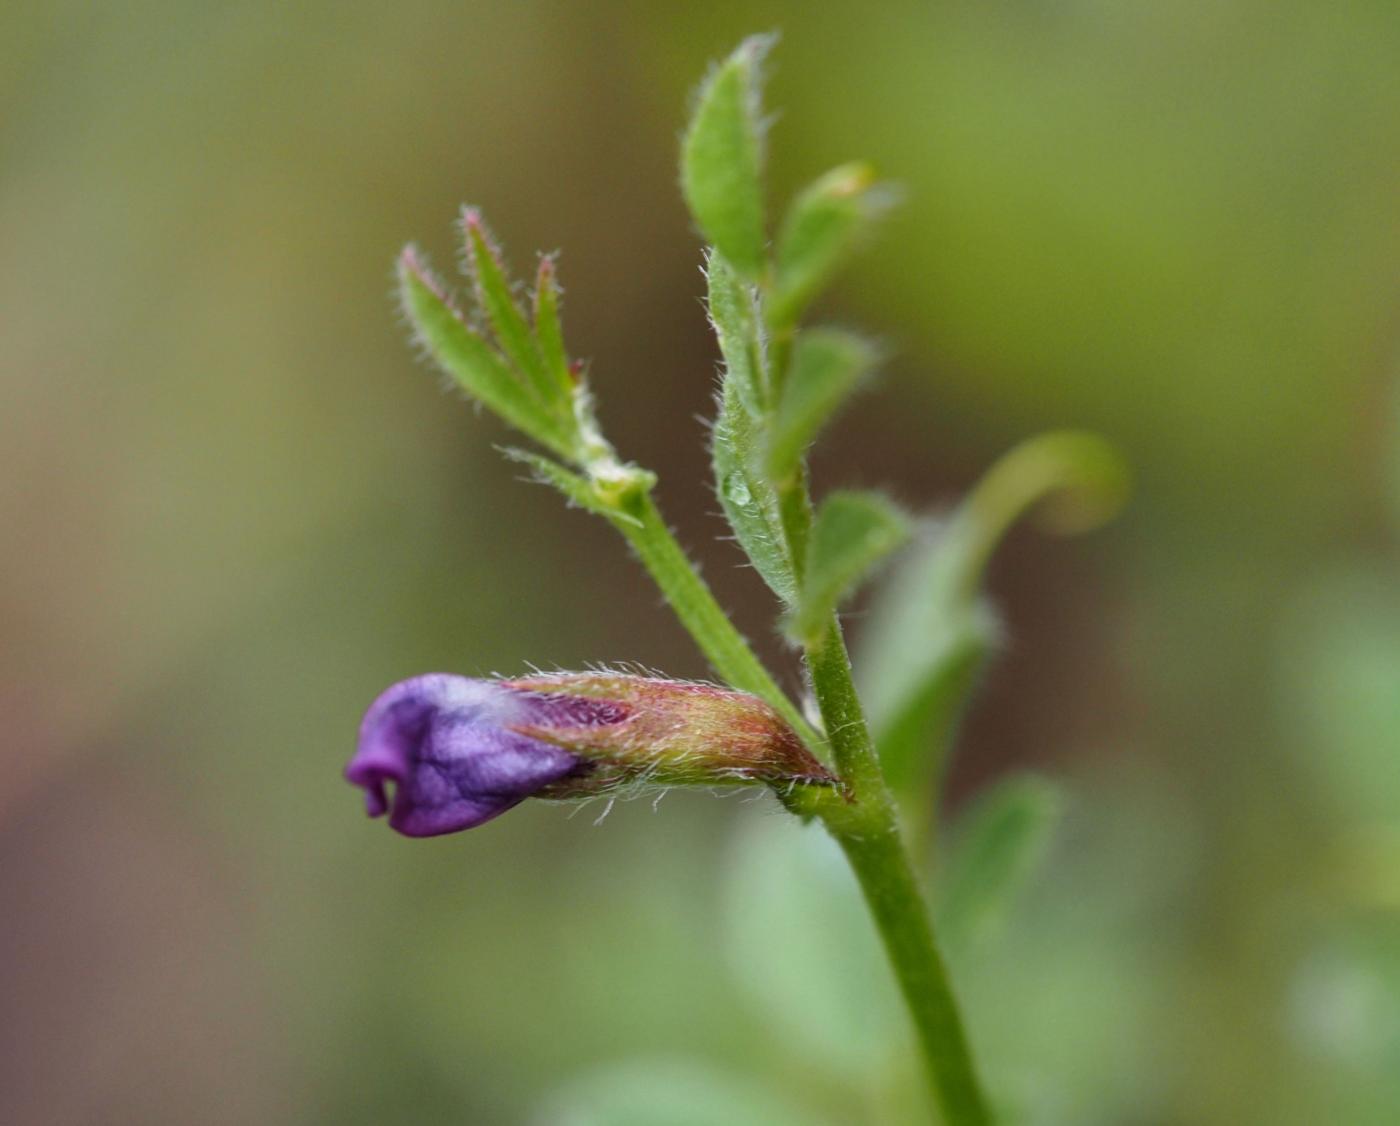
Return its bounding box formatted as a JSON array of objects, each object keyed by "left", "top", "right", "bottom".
[
  {"left": 458, "top": 205, "right": 505, "bottom": 276},
  {"left": 397, "top": 244, "right": 458, "bottom": 317}
]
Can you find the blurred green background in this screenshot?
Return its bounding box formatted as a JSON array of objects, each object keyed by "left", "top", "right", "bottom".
[{"left": 3, "top": 1, "right": 1398, "bottom": 1123}]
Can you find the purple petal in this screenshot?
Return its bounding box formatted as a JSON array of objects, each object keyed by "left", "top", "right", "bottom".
[{"left": 346, "top": 675, "right": 584, "bottom": 837}]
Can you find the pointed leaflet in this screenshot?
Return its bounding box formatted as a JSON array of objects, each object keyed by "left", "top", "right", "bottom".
[
  {"left": 681, "top": 35, "right": 772, "bottom": 279},
  {"left": 460, "top": 209, "right": 568, "bottom": 417},
  {"left": 712, "top": 377, "right": 798, "bottom": 604},
  {"left": 398, "top": 247, "right": 574, "bottom": 459},
  {"left": 788, "top": 490, "right": 909, "bottom": 644},
  {"left": 706, "top": 247, "right": 797, "bottom": 604},
  {"left": 768, "top": 162, "right": 891, "bottom": 331},
  {"left": 706, "top": 250, "right": 766, "bottom": 415},
  {"left": 766, "top": 328, "right": 877, "bottom": 484},
  {"left": 937, "top": 774, "right": 1064, "bottom": 955},
  {"left": 532, "top": 254, "right": 574, "bottom": 396}
]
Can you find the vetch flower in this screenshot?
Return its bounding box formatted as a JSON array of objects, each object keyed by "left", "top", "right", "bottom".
[{"left": 346, "top": 672, "right": 834, "bottom": 837}]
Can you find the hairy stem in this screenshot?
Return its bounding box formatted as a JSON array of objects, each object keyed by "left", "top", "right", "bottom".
[
  {"left": 613, "top": 489, "right": 819, "bottom": 747},
  {"left": 596, "top": 373, "right": 988, "bottom": 1119},
  {"left": 776, "top": 467, "right": 814, "bottom": 585},
  {"left": 806, "top": 621, "right": 992, "bottom": 1125},
  {"left": 611, "top": 471, "right": 990, "bottom": 1121},
  {"left": 757, "top": 303, "right": 989, "bottom": 1120}
]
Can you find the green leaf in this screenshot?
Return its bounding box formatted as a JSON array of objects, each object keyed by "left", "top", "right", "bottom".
[
  {"left": 681, "top": 35, "right": 773, "bottom": 279},
  {"left": 397, "top": 247, "right": 573, "bottom": 459},
  {"left": 707, "top": 248, "right": 804, "bottom": 606},
  {"left": 531, "top": 253, "right": 574, "bottom": 397},
  {"left": 937, "top": 774, "right": 1065, "bottom": 955},
  {"left": 712, "top": 378, "right": 797, "bottom": 604},
  {"left": 788, "top": 490, "right": 909, "bottom": 644},
  {"left": 460, "top": 210, "right": 566, "bottom": 417},
  {"left": 721, "top": 814, "right": 908, "bottom": 1080},
  {"left": 768, "top": 162, "right": 891, "bottom": 331},
  {"left": 706, "top": 250, "right": 766, "bottom": 415},
  {"left": 857, "top": 432, "right": 1129, "bottom": 797},
  {"left": 539, "top": 1058, "right": 817, "bottom": 1126},
  {"left": 766, "top": 328, "right": 877, "bottom": 483}
]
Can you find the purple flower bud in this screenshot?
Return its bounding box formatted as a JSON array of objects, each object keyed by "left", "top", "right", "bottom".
[{"left": 346, "top": 672, "right": 834, "bottom": 837}]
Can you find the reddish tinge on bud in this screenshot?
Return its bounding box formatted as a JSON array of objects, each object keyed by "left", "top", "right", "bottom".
[
  {"left": 504, "top": 672, "right": 834, "bottom": 793},
  {"left": 346, "top": 672, "right": 834, "bottom": 837}
]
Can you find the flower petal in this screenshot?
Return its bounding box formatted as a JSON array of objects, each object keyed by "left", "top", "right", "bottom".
[{"left": 347, "top": 675, "right": 584, "bottom": 837}]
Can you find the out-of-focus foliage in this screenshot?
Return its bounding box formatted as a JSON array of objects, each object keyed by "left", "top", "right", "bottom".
[
  {"left": 858, "top": 432, "right": 1129, "bottom": 803},
  {"left": 2, "top": 1, "right": 1398, "bottom": 1124}
]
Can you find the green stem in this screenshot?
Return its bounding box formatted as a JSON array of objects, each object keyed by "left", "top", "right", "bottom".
[
  {"left": 603, "top": 471, "right": 989, "bottom": 1122},
  {"left": 759, "top": 297, "right": 987, "bottom": 1122},
  {"left": 613, "top": 489, "right": 819, "bottom": 747},
  {"left": 777, "top": 471, "right": 813, "bottom": 584},
  {"left": 807, "top": 621, "right": 992, "bottom": 1126},
  {"left": 596, "top": 305, "right": 988, "bottom": 1119}
]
